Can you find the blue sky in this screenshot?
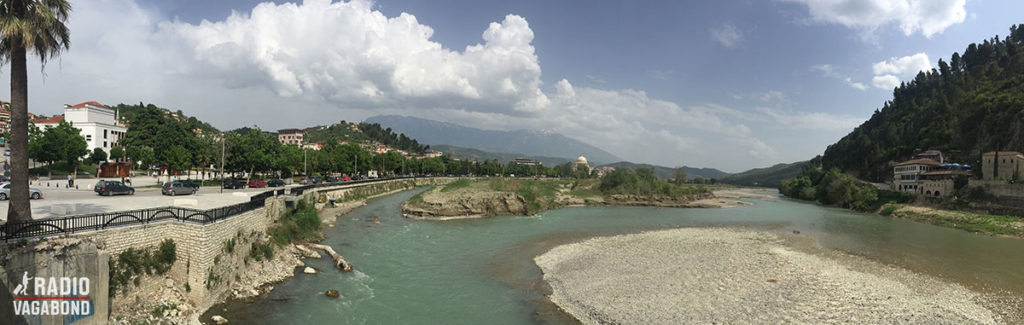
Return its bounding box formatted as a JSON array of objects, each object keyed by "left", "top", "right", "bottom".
[{"left": 6, "top": 0, "right": 1024, "bottom": 171}]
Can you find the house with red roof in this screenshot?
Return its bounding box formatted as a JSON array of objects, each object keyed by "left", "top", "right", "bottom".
[{"left": 32, "top": 101, "right": 127, "bottom": 160}]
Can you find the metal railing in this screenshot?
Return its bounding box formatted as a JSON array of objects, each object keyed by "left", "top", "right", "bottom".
[
  {"left": 1, "top": 176, "right": 418, "bottom": 242},
  {"left": 1, "top": 189, "right": 277, "bottom": 242}
]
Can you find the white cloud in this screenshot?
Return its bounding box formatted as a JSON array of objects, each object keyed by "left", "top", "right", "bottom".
[
  {"left": 871, "top": 75, "right": 901, "bottom": 89},
  {"left": 872, "top": 52, "right": 932, "bottom": 76},
  {"left": 755, "top": 107, "right": 864, "bottom": 131},
  {"left": 710, "top": 23, "right": 744, "bottom": 48},
  {"left": 784, "top": 0, "right": 966, "bottom": 37},
  {"left": 1, "top": 0, "right": 854, "bottom": 172},
  {"left": 869, "top": 52, "right": 932, "bottom": 89},
  {"left": 844, "top": 78, "right": 867, "bottom": 90},
  {"left": 160, "top": 0, "right": 548, "bottom": 114},
  {"left": 812, "top": 64, "right": 866, "bottom": 90},
  {"left": 759, "top": 90, "right": 786, "bottom": 102}
]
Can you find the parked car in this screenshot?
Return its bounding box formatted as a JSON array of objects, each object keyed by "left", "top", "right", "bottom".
[
  {"left": 267, "top": 179, "right": 285, "bottom": 187},
  {"left": 223, "top": 179, "right": 246, "bottom": 189},
  {"left": 0, "top": 182, "right": 42, "bottom": 200},
  {"left": 162, "top": 181, "right": 197, "bottom": 196},
  {"left": 325, "top": 176, "right": 340, "bottom": 183},
  {"left": 94, "top": 180, "right": 134, "bottom": 196},
  {"left": 248, "top": 179, "right": 267, "bottom": 188},
  {"left": 342, "top": 176, "right": 352, "bottom": 181}
]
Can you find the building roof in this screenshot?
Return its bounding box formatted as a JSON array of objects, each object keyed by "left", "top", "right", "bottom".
[
  {"left": 981, "top": 151, "right": 1024, "bottom": 157},
  {"left": 30, "top": 115, "right": 64, "bottom": 124},
  {"left": 921, "top": 170, "right": 966, "bottom": 176},
  {"left": 278, "top": 128, "right": 303, "bottom": 134},
  {"left": 894, "top": 158, "right": 940, "bottom": 166},
  {"left": 68, "top": 101, "right": 108, "bottom": 109}
]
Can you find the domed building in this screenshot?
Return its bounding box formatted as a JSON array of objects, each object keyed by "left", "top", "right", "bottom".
[{"left": 574, "top": 155, "right": 589, "bottom": 167}]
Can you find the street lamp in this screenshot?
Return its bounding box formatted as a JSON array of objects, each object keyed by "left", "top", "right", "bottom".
[{"left": 219, "top": 133, "right": 225, "bottom": 194}]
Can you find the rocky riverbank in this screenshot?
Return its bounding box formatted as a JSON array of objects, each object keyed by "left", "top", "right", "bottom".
[
  {"left": 535, "top": 228, "right": 1011, "bottom": 324},
  {"left": 402, "top": 179, "right": 746, "bottom": 219}
]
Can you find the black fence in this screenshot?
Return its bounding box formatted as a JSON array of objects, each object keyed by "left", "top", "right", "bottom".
[
  {"left": 289, "top": 176, "right": 414, "bottom": 195},
  {"left": 1, "top": 177, "right": 419, "bottom": 242},
  {"left": 0, "top": 189, "right": 279, "bottom": 242}
]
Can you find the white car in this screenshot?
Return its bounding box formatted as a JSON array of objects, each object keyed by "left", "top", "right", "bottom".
[{"left": 0, "top": 182, "right": 43, "bottom": 200}]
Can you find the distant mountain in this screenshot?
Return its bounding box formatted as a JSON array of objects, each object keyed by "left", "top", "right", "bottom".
[
  {"left": 365, "top": 115, "right": 622, "bottom": 164},
  {"left": 719, "top": 161, "right": 808, "bottom": 188},
  {"left": 430, "top": 145, "right": 571, "bottom": 166},
  {"left": 601, "top": 161, "right": 730, "bottom": 180}
]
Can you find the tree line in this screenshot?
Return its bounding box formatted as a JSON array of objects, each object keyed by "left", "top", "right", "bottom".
[{"left": 822, "top": 24, "right": 1024, "bottom": 181}]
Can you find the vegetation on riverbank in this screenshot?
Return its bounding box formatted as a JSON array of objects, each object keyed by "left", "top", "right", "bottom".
[
  {"left": 109, "top": 239, "right": 177, "bottom": 298},
  {"left": 268, "top": 198, "right": 323, "bottom": 246},
  {"left": 881, "top": 203, "right": 1024, "bottom": 237},
  {"left": 404, "top": 168, "right": 717, "bottom": 218},
  {"left": 780, "top": 163, "right": 912, "bottom": 212}
]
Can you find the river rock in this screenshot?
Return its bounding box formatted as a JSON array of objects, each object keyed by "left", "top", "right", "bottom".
[
  {"left": 212, "top": 315, "right": 228, "bottom": 324},
  {"left": 304, "top": 267, "right": 318, "bottom": 274},
  {"left": 325, "top": 289, "right": 340, "bottom": 298}
]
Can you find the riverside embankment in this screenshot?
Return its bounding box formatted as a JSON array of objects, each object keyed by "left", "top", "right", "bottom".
[
  {"left": 401, "top": 178, "right": 752, "bottom": 219},
  {"left": 213, "top": 189, "right": 1023, "bottom": 324}
]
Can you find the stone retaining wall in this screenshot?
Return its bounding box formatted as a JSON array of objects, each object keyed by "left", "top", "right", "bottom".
[{"left": 75, "top": 178, "right": 450, "bottom": 306}]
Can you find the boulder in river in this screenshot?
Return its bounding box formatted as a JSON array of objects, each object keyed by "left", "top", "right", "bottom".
[
  {"left": 325, "top": 289, "right": 340, "bottom": 298},
  {"left": 211, "top": 315, "right": 228, "bottom": 324},
  {"left": 304, "top": 267, "right": 318, "bottom": 274}
]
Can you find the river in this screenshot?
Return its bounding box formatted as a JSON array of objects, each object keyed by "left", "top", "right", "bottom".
[{"left": 205, "top": 188, "right": 1024, "bottom": 323}]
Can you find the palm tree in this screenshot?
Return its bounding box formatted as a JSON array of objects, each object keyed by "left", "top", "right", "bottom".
[{"left": 1, "top": 0, "right": 71, "bottom": 223}]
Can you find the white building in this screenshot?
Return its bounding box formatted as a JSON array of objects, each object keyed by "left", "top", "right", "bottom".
[
  {"left": 32, "top": 101, "right": 126, "bottom": 159},
  {"left": 893, "top": 158, "right": 939, "bottom": 194}
]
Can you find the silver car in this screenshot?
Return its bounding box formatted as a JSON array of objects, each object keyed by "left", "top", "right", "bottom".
[{"left": 0, "top": 182, "right": 43, "bottom": 200}]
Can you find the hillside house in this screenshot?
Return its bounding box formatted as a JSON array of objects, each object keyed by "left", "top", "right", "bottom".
[
  {"left": 893, "top": 158, "right": 939, "bottom": 194},
  {"left": 981, "top": 151, "right": 1024, "bottom": 180}
]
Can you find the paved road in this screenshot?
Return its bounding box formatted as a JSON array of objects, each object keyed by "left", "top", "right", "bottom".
[{"left": 0, "top": 179, "right": 296, "bottom": 222}]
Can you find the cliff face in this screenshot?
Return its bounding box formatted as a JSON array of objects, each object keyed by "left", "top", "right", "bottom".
[{"left": 403, "top": 190, "right": 529, "bottom": 218}]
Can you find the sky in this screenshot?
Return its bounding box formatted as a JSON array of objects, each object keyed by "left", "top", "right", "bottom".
[{"left": 3, "top": 0, "right": 1022, "bottom": 172}]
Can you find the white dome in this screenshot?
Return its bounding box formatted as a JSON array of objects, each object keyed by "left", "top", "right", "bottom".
[{"left": 575, "top": 156, "right": 588, "bottom": 165}]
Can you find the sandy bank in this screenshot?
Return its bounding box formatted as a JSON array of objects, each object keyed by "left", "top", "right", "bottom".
[{"left": 535, "top": 228, "right": 1002, "bottom": 324}]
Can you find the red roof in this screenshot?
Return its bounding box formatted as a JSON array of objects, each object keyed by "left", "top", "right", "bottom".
[
  {"left": 895, "top": 158, "right": 940, "bottom": 166},
  {"left": 69, "top": 101, "right": 108, "bottom": 109},
  {"left": 30, "top": 115, "right": 64, "bottom": 124}
]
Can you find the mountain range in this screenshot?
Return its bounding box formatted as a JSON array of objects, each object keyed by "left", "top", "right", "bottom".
[{"left": 365, "top": 115, "right": 622, "bottom": 165}]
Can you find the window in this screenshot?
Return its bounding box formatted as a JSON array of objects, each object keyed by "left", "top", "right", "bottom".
[
  {"left": 104, "top": 129, "right": 108, "bottom": 139},
  {"left": 86, "top": 135, "right": 92, "bottom": 141},
  {"left": 103, "top": 141, "right": 107, "bottom": 148}
]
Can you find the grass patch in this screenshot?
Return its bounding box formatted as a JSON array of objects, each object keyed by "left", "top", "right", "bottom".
[
  {"left": 267, "top": 198, "right": 323, "bottom": 246},
  {"left": 887, "top": 204, "right": 1024, "bottom": 237},
  {"left": 108, "top": 239, "right": 177, "bottom": 298},
  {"left": 441, "top": 178, "right": 471, "bottom": 192}
]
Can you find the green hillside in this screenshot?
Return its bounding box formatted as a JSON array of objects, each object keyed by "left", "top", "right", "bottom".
[
  {"left": 719, "top": 160, "right": 807, "bottom": 188},
  {"left": 822, "top": 24, "right": 1024, "bottom": 181}
]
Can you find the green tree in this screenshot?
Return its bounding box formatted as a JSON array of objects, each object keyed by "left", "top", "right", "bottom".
[
  {"left": 2, "top": 0, "right": 72, "bottom": 222},
  {"left": 109, "top": 146, "right": 125, "bottom": 162},
  {"left": 126, "top": 145, "right": 155, "bottom": 170},
  {"left": 163, "top": 145, "right": 191, "bottom": 178},
  {"left": 88, "top": 147, "right": 107, "bottom": 165},
  {"left": 673, "top": 167, "right": 688, "bottom": 185},
  {"left": 274, "top": 144, "right": 303, "bottom": 177},
  {"left": 41, "top": 121, "right": 87, "bottom": 174},
  {"left": 229, "top": 128, "right": 276, "bottom": 182}
]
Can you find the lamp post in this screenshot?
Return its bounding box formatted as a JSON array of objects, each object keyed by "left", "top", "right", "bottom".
[{"left": 219, "top": 133, "right": 225, "bottom": 194}]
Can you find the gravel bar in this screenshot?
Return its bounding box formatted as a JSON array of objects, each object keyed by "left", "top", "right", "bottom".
[{"left": 534, "top": 228, "right": 1000, "bottom": 324}]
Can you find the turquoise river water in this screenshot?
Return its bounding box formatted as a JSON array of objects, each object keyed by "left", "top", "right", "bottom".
[{"left": 205, "top": 188, "right": 1024, "bottom": 324}]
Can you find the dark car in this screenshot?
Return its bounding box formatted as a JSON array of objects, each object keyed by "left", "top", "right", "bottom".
[
  {"left": 222, "top": 179, "right": 246, "bottom": 189},
  {"left": 95, "top": 180, "right": 134, "bottom": 196},
  {"left": 161, "top": 181, "right": 196, "bottom": 196},
  {"left": 325, "top": 176, "right": 340, "bottom": 183},
  {"left": 267, "top": 179, "right": 285, "bottom": 187},
  {"left": 180, "top": 179, "right": 201, "bottom": 190},
  {"left": 248, "top": 179, "right": 267, "bottom": 188}
]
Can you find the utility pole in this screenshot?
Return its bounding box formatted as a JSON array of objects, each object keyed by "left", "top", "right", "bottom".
[
  {"left": 303, "top": 148, "right": 307, "bottom": 178},
  {"left": 220, "top": 134, "right": 225, "bottom": 194}
]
